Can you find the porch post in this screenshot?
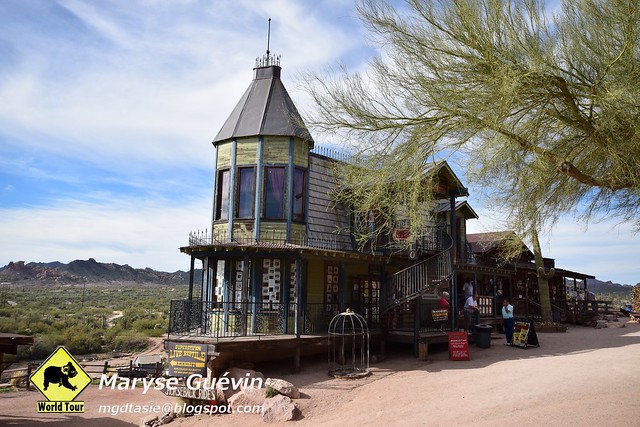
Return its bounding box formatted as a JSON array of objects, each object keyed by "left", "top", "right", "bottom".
[
  {"left": 250, "top": 258, "right": 260, "bottom": 334},
  {"left": 188, "top": 256, "right": 195, "bottom": 301},
  {"left": 241, "top": 256, "right": 249, "bottom": 336},
  {"left": 338, "top": 262, "right": 346, "bottom": 311},
  {"left": 449, "top": 190, "right": 458, "bottom": 331},
  {"left": 223, "top": 259, "right": 231, "bottom": 333},
  {"left": 294, "top": 256, "right": 302, "bottom": 338},
  {"left": 282, "top": 259, "right": 291, "bottom": 334}
]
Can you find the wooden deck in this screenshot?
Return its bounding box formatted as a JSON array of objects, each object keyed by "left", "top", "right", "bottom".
[{"left": 165, "top": 332, "right": 386, "bottom": 374}]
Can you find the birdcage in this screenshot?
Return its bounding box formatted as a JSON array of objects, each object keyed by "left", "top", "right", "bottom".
[{"left": 328, "top": 309, "right": 370, "bottom": 379}]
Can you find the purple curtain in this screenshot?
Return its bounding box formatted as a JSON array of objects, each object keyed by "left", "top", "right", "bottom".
[
  {"left": 237, "top": 167, "right": 254, "bottom": 218},
  {"left": 265, "top": 168, "right": 285, "bottom": 218},
  {"left": 217, "top": 170, "right": 230, "bottom": 220}
]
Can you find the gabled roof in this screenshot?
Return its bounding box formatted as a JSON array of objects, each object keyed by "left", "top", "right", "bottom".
[
  {"left": 427, "top": 161, "right": 468, "bottom": 198},
  {"left": 213, "top": 65, "right": 313, "bottom": 144},
  {"left": 467, "top": 231, "right": 534, "bottom": 260},
  {"left": 437, "top": 200, "right": 479, "bottom": 219}
]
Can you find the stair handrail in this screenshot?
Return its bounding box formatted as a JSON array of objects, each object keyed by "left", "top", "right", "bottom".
[{"left": 384, "top": 226, "right": 454, "bottom": 310}]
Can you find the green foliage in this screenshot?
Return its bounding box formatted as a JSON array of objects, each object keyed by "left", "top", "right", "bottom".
[
  {"left": 1, "top": 283, "right": 187, "bottom": 360},
  {"left": 110, "top": 334, "right": 150, "bottom": 353},
  {"left": 264, "top": 386, "right": 280, "bottom": 398},
  {"left": 305, "top": 0, "right": 640, "bottom": 230}
]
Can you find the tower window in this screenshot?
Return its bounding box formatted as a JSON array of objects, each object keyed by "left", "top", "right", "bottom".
[
  {"left": 236, "top": 167, "right": 255, "bottom": 218},
  {"left": 293, "top": 168, "right": 306, "bottom": 221},
  {"left": 264, "top": 167, "right": 286, "bottom": 219},
  {"left": 215, "top": 169, "right": 230, "bottom": 220}
]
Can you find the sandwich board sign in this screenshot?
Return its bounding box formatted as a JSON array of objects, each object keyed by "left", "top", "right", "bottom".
[
  {"left": 448, "top": 332, "right": 470, "bottom": 361},
  {"left": 512, "top": 320, "right": 540, "bottom": 348}
]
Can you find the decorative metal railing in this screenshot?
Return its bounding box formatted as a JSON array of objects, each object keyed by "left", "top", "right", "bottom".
[
  {"left": 168, "top": 301, "right": 358, "bottom": 338},
  {"left": 187, "top": 228, "right": 354, "bottom": 252},
  {"left": 385, "top": 227, "right": 454, "bottom": 309}
]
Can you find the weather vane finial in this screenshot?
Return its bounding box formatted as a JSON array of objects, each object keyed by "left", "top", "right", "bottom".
[
  {"left": 256, "top": 18, "right": 280, "bottom": 68},
  {"left": 267, "top": 18, "right": 271, "bottom": 56}
]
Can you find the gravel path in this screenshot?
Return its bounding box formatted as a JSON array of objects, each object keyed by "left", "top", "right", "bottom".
[{"left": 2, "top": 321, "right": 639, "bottom": 426}]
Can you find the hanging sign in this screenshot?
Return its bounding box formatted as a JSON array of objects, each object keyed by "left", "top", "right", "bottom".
[{"left": 448, "top": 332, "right": 470, "bottom": 361}]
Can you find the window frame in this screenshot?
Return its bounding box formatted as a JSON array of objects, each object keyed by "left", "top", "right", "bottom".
[
  {"left": 292, "top": 167, "right": 306, "bottom": 222},
  {"left": 235, "top": 166, "right": 256, "bottom": 219},
  {"left": 215, "top": 168, "right": 231, "bottom": 221},
  {"left": 263, "top": 166, "right": 287, "bottom": 220}
]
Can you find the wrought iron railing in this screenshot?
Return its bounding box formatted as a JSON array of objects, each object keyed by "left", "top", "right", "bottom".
[
  {"left": 187, "top": 228, "right": 354, "bottom": 252},
  {"left": 385, "top": 228, "right": 454, "bottom": 309},
  {"left": 168, "top": 300, "right": 361, "bottom": 338}
]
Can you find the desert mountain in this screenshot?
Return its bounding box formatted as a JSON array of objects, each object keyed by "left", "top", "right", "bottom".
[
  {"left": 0, "top": 259, "right": 195, "bottom": 286},
  {"left": 586, "top": 278, "right": 636, "bottom": 296}
]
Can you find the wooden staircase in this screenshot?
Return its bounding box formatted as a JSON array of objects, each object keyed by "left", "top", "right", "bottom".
[{"left": 383, "top": 229, "right": 453, "bottom": 346}]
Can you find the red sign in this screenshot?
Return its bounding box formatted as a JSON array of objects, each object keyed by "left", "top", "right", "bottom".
[
  {"left": 448, "top": 332, "right": 470, "bottom": 361},
  {"left": 393, "top": 228, "right": 410, "bottom": 240}
]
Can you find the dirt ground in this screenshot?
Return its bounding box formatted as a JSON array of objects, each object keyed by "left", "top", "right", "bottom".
[{"left": 1, "top": 321, "right": 639, "bottom": 427}]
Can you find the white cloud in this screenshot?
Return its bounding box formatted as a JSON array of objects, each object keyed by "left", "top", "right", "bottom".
[
  {"left": 0, "top": 196, "right": 211, "bottom": 272},
  {"left": 466, "top": 204, "right": 640, "bottom": 285}
]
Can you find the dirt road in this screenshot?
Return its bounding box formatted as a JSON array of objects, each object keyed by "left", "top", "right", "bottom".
[{"left": 1, "top": 322, "right": 639, "bottom": 426}]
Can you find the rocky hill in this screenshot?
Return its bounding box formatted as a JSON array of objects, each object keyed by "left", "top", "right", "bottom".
[
  {"left": 0, "top": 259, "right": 195, "bottom": 286},
  {"left": 587, "top": 278, "right": 636, "bottom": 297}
]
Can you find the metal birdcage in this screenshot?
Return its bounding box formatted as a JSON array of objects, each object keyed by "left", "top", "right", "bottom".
[{"left": 328, "top": 309, "right": 370, "bottom": 379}]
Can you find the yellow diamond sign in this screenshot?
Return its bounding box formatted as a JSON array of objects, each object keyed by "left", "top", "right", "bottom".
[{"left": 29, "top": 346, "right": 91, "bottom": 413}]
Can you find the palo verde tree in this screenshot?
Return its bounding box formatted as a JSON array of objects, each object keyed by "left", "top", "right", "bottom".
[{"left": 305, "top": 0, "right": 640, "bottom": 321}]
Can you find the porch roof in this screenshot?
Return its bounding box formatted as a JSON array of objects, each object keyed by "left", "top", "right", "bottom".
[{"left": 180, "top": 241, "right": 385, "bottom": 262}]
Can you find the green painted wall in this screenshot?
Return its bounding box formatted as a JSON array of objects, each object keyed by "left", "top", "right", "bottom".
[
  {"left": 263, "top": 136, "right": 289, "bottom": 163},
  {"left": 236, "top": 137, "right": 258, "bottom": 165},
  {"left": 217, "top": 142, "right": 232, "bottom": 169},
  {"left": 293, "top": 138, "right": 309, "bottom": 167}
]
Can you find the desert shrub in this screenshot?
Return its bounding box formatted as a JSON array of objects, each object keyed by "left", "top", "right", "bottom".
[
  {"left": 109, "top": 333, "right": 149, "bottom": 353},
  {"left": 63, "top": 326, "right": 102, "bottom": 355},
  {"left": 24, "top": 335, "right": 64, "bottom": 360},
  {"left": 131, "top": 318, "right": 167, "bottom": 336},
  {"left": 0, "top": 317, "right": 21, "bottom": 333}
]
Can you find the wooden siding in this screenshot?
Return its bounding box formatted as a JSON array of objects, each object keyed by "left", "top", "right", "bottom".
[
  {"left": 233, "top": 221, "right": 254, "bottom": 240},
  {"left": 291, "top": 223, "right": 306, "bottom": 242},
  {"left": 293, "top": 139, "right": 309, "bottom": 167},
  {"left": 259, "top": 221, "right": 287, "bottom": 240},
  {"left": 213, "top": 223, "right": 227, "bottom": 238},
  {"left": 263, "top": 137, "right": 289, "bottom": 163},
  {"left": 307, "top": 154, "right": 352, "bottom": 251},
  {"left": 217, "top": 143, "right": 232, "bottom": 169},
  {"left": 235, "top": 137, "right": 259, "bottom": 165}
]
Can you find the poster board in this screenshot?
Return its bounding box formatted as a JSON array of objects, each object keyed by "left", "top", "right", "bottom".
[
  {"left": 512, "top": 320, "right": 540, "bottom": 348},
  {"left": 432, "top": 309, "right": 449, "bottom": 322},
  {"left": 448, "top": 332, "right": 470, "bottom": 360},
  {"left": 166, "top": 341, "right": 208, "bottom": 377}
]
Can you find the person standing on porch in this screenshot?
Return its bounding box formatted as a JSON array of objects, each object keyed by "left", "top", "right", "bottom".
[
  {"left": 502, "top": 297, "right": 514, "bottom": 346},
  {"left": 463, "top": 279, "right": 473, "bottom": 299},
  {"left": 464, "top": 294, "right": 479, "bottom": 332},
  {"left": 439, "top": 291, "right": 450, "bottom": 309}
]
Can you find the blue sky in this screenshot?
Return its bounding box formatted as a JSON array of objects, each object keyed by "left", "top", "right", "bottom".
[{"left": 0, "top": 0, "right": 637, "bottom": 285}]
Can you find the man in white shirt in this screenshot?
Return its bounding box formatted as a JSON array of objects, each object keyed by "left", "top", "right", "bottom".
[
  {"left": 502, "top": 297, "right": 514, "bottom": 346},
  {"left": 464, "top": 293, "right": 479, "bottom": 332},
  {"left": 463, "top": 280, "right": 473, "bottom": 299}
]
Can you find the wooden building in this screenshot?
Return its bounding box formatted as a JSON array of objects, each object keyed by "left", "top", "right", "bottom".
[{"left": 168, "top": 53, "right": 597, "bottom": 368}]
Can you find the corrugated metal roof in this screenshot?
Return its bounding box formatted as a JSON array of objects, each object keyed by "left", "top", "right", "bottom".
[{"left": 213, "top": 65, "right": 313, "bottom": 144}]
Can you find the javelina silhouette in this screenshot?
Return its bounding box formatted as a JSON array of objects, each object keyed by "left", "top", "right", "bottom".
[{"left": 43, "top": 361, "right": 78, "bottom": 391}]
